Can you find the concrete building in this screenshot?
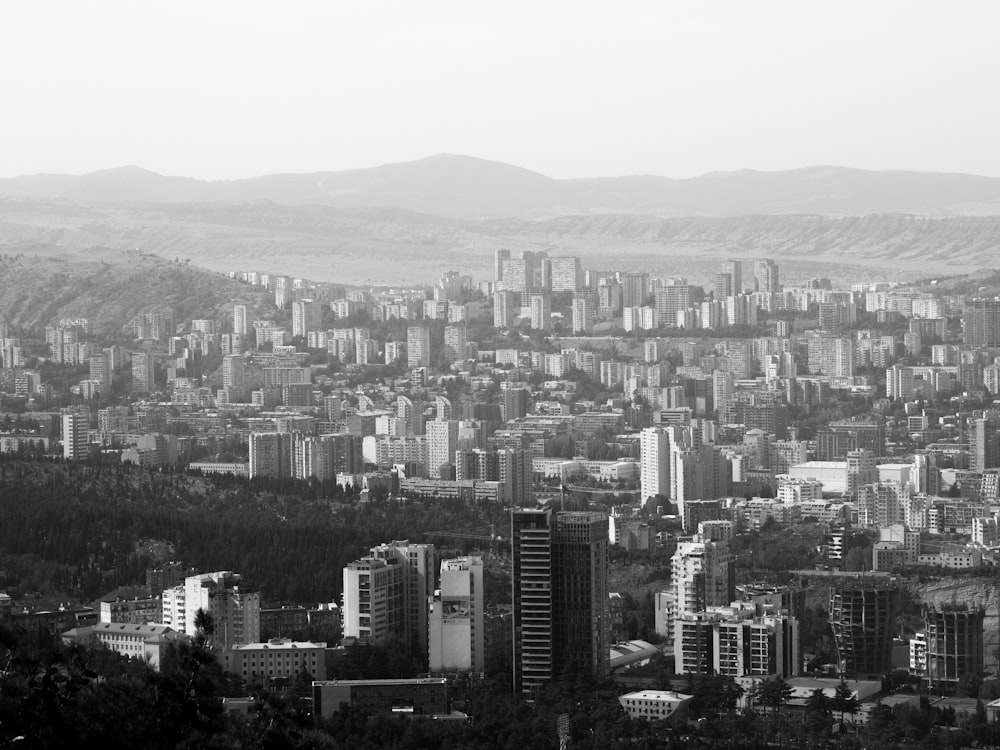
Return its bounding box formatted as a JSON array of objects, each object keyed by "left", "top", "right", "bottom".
[
  {"left": 233, "top": 304, "right": 248, "bottom": 336},
  {"left": 618, "top": 690, "right": 692, "bottom": 723},
  {"left": 249, "top": 432, "right": 294, "bottom": 479},
  {"left": 291, "top": 299, "right": 322, "bottom": 338},
  {"left": 572, "top": 293, "right": 597, "bottom": 334},
  {"left": 920, "top": 606, "right": 985, "bottom": 691},
  {"left": 494, "top": 290, "right": 518, "bottom": 329},
  {"left": 63, "top": 622, "right": 181, "bottom": 671},
  {"left": 671, "top": 538, "right": 736, "bottom": 618},
  {"left": 313, "top": 677, "right": 448, "bottom": 720},
  {"left": 226, "top": 638, "right": 327, "bottom": 686},
  {"left": 828, "top": 584, "right": 899, "bottom": 678},
  {"left": 99, "top": 597, "right": 162, "bottom": 625},
  {"left": 674, "top": 603, "right": 799, "bottom": 679},
  {"left": 640, "top": 427, "right": 671, "bottom": 504},
  {"left": 407, "top": 326, "right": 431, "bottom": 368},
  {"left": 426, "top": 419, "right": 459, "bottom": 479},
  {"left": 529, "top": 294, "right": 551, "bottom": 331},
  {"left": 160, "top": 571, "right": 260, "bottom": 650},
  {"left": 61, "top": 409, "right": 89, "bottom": 460},
  {"left": 428, "top": 556, "right": 484, "bottom": 674},
  {"left": 131, "top": 350, "right": 155, "bottom": 394},
  {"left": 754, "top": 259, "right": 779, "bottom": 293},
  {"left": 342, "top": 540, "right": 434, "bottom": 655}
]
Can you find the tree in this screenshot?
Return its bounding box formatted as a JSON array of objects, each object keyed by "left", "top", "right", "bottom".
[
  {"left": 752, "top": 676, "right": 792, "bottom": 717},
  {"left": 804, "top": 688, "right": 833, "bottom": 740},
  {"left": 843, "top": 545, "right": 871, "bottom": 572},
  {"left": 193, "top": 607, "right": 215, "bottom": 648},
  {"left": 831, "top": 678, "right": 860, "bottom": 728}
]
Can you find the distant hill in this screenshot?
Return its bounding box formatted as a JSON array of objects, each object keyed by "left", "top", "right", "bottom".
[
  {"left": 3, "top": 155, "right": 1000, "bottom": 218},
  {"left": 0, "top": 251, "right": 260, "bottom": 334},
  {"left": 1, "top": 199, "right": 998, "bottom": 287}
]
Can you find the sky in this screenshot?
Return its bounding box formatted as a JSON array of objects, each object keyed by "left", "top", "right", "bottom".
[{"left": 1, "top": 1, "right": 998, "bottom": 181}]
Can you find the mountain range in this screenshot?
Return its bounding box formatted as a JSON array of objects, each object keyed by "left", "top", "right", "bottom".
[{"left": 4, "top": 155, "right": 1000, "bottom": 219}]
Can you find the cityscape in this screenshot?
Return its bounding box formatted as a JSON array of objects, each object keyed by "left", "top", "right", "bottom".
[
  {"left": 3, "top": 249, "right": 1000, "bottom": 748},
  {"left": 4, "top": 2, "right": 1000, "bottom": 748}
]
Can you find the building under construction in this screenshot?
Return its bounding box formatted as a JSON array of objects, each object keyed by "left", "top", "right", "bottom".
[
  {"left": 921, "top": 605, "right": 985, "bottom": 693},
  {"left": 828, "top": 582, "right": 899, "bottom": 678}
]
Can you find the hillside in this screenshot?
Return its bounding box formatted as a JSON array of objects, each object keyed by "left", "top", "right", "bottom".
[
  {"left": 4, "top": 156, "right": 1000, "bottom": 218},
  {"left": 0, "top": 251, "right": 259, "bottom": 334},
  {"left": 1, "top": 197, "right": 997, "bottom": 286}
]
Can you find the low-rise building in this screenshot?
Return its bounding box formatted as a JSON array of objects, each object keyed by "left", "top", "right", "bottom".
[
  {"left": 100, "top": 597, "right": 161, "bottom": 625},
  {"left": 62, "top": 622, "right": 183, "bottom": 670},
  {"left": 618, "top": 690, "right": 692, "bottom": 723},
  {"left": 224, "top": 638, "right": 328, "bottom": 686},
  {"left": 312, "top": 677, "right": 448, "bottom": 719}
]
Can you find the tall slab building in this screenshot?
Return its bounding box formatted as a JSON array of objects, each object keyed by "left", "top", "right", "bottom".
[{"left": 511, "top": 509, "right": 609, "bottom": 691}]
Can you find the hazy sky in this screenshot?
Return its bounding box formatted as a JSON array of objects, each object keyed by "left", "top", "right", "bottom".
[{"left": 2, "top": 1, "right": 998, "bottom": 180}]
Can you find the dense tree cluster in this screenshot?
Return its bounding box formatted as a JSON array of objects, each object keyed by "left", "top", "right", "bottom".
[{"left": 0, "top": 459, "right": 504, "bottom": 603}]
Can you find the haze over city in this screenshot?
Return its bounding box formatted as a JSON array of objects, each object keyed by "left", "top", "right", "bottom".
[{"left": 2, "top": 0, "right": 999, "bottom": 181}]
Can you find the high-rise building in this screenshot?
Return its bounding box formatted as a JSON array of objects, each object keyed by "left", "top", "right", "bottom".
[
  {"left": 407, "top": 326, "right": 431, "bottom": 368},
  {"left": 655, "top": 286, "right": 692, "bottom": 328},
  {"left": 498, "top": 448, "right": 532, "bottom": 506},
  {"left": 273, "top": 277, "right": 291, "bottom": 310},
  {"left": 88, "top": 351, "right": 112, "bottom": 389},
  {"left": 572, "top": 292, "right": 597, "bottom": 334},
  {"left": 620, "top": 272, "right": 650, "bottom": 308},
  {"left": 428, "top": 556, "right": 485, "bottom": 674},
  {"left": 529, "top": 294, "right": 551, "bottom": 331},
  {"left": 511, "top": 509, "right": 609, "bottom": 690},
  {"left": 671, "top": 538, "right": 735, "bottom": 617},
  {"left": 670, "top": 444, "right": 732, "bottom": 517},
  {"left": 443, "top": 324, "right": 467, "bottom": 365},
  {"left": 548, "top": 257, "right": 581, "bottom": 292},
  {"left": 494, "top": 290, "right": 518, "bottom": 329},
  {"left": 846, "top": 448, "right": 879, "bottom": 500},
  {"left": 426, "top": 420, "right": 459, "bottom": 479},
  {"left": 500, "top": 259, "right": 528, "bottom": 293},
  {"left": 222, "top": 355, "right": 246, "bottom": 390},
  {"left": 503, "top": 386, "right": 529, "bottom": 421},
  {"left": 61, "top": 409, "right": 89, "bottom": 460},
  {"left": 920, "top": 606, "right": 985, "bottom": 691},
  {"left": 715, "top": 273, "right": 733, "bottom": 301},
  {"left": 857, "top": 481, "right": 909, "bottom": 528},
  {"left": 674, "top": 603, "right": 799, "bottom": 678},
  {"left": 495, "top": 248, "right": 511, "bottom": 284},
  {"left": 640, "top": 427, "right": 671, "bottom": 504},
  {"left": 292, "top": 435, "right": 338, "bottom": 480},
  {"left": 963, "top": 298, "right": 1000, "bottom": 347},
  {"left": 130, "top": 350, "right": 155, "bottom": 394},
  {"left": 969, "top": 418, "right": 1000, "bottom": 473},
  {"left": 132, "top": 311, "right": 175, "bottom": 341},
  {"left": 396, "top": 395, "right": 421, "bottom": 436},
  {"left": 249, "top": 432, "right": 294, "bottom": 478},
  {"left": 435, "top": 395, "right": 453, "bottom": 421},
  {"left": 754, "top": 259, "right": 779, "bottom": 293},
  {"left": 292, "top": 299, "right": 322, "bottom": 338},
  {"left": 233, "top": 304, "right": 248, "bottom": 336},
  {"left": 817, "top": 420, "right": 886, "bottom": 460},
  {"left": 342, "top": 540, "right": 434, "bottom": 654},
  {"left": 829, "top": 584, "right": 898, "bottom": 678},
  {"left": 720, "top": 260, "right": 743, "bottom": 295},
  {"left": 160, "top": 571, "right": 260, "bottom": 650}
]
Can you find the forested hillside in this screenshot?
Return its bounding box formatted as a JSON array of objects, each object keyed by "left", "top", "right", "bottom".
[{"left": 0, "top": 459, "right": 498, "bottom": 604}]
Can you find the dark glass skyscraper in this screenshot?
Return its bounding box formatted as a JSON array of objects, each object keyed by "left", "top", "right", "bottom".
[{"left": 511, "top": 509, "right": 609, "bottom": 691}]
